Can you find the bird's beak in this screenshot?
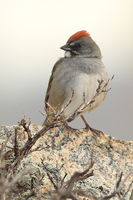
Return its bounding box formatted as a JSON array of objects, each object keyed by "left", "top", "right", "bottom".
[{"left": 60, "top": 44, "right": 71, "bottom": 51}]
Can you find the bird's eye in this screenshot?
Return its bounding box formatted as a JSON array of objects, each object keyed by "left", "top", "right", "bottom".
[
  {"left": 69, "top": 42, "right": 75, "bottom": 47},
  {"left": 69, "top": 42, "right": 81, "bottom": 50}
]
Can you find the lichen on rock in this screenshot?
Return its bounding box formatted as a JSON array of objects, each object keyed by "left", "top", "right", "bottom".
[{"left": 0, "top": 124, "right": 133, "bottom": 200}]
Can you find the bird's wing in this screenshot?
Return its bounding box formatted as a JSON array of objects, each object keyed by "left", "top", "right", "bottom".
[
  {"left": 45, "top": 58, "right": 65, "bottom": 111},
  {"left": 61, "top": 72, "right": 101, "bottom": 118}
]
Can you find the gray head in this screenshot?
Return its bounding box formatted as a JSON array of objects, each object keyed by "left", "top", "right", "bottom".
[{"left": 60, "top": 30, "right": 102, "bottom": 58}]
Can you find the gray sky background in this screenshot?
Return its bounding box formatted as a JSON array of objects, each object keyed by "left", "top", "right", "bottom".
[{"left": 0, "top": 0, "right": 133, "bottom": 140}]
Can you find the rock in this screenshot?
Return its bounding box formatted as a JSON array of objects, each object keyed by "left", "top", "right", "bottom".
[{"left": 0, "top": 124, "right": 133, "bottom": 200}]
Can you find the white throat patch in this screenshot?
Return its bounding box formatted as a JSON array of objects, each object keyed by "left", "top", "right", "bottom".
[{"left": 65, "top": 51, "right": 71, "bottom": 58}]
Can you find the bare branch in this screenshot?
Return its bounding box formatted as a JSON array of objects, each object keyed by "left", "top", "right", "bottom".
[
  {"left": 124, "top": 180, "right": 133, "bottom": 199},
  {"left": 42, "top": 164, "right": 58, "bottom": 190},
  {"left": 43, "top": 160, "right": 94, "bottom": 200},
  {"left": 14, "top": 127, "right": 19, "bottom": 159},
  {"left": 130, "top": 189, "right": 133, "bottom": 200},
  {"left": 0, "top": 169, "right": 28, "bottom": 199},
  {"left": 101, "top": 172, "right": 133, "bottom": 200},
  {"left": 66, "top": 77, "right": 112, "bottom": 122},
  {"left": 18, "top": 118, "right": 32, "bottom": 140},
  {"left": 45, "top": 102, "right": 57, "bottom": 114},
  {"left": 63, "top": 89, "right": 74, "bottom": 113}
]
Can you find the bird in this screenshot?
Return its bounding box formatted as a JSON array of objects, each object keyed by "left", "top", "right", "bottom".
[{"left": 43, "top": 30, "right": 109, "bottom": 133}]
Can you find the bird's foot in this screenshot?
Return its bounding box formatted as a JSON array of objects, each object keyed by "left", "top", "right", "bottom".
[
  {"left": 85, "top": 125, "right": 104, "bottom": 135},
  {"left": 63, "top": 121, "right": 77, "bottom": 131},
  {"left": 80, "top": 115, "right": 103, "bottom": 135}
]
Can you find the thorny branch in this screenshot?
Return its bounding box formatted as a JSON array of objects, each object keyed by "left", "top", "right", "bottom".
[
  {"left": 0, "top": 169, "right": 28, "bottom": 200},
  {"left": 43, "top": 164, "right": 133, "bottom": 200},
  {"left": 0, "top": 118, "right": 59, "bottom": 199},
  {"left": 67, "top": 76, "right": 113, "bottom": 121},
  {"left": 130, "top": 189, "right": 133, "bottom": 200},
  {"left": 18, "top": 118, "right": 32, "bottom": 140},
  {"left": 100, "top": 172, "right": 133, "bottom": 200},
  {"left": 42, "top": 160, "right": 94, "bottom": 200},
  {"left": 14, "top": 127, "right": 19, "bottom": 158},
  {"left": 10, "top": 121, "right": 57, "bottom": 170},
  {"left": 46, "top": 76, "right": 113, "bottom": 123}
]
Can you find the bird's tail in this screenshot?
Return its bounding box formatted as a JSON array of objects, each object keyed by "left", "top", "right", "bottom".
[
  {"left": 42, "top": 114, "right": 66, "bottom": 127},
  {"left": 42, "top": 115, "right": 53, "bottom": 126}
]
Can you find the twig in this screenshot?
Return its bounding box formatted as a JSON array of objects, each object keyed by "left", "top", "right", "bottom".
[
  {"left": 44, "top": 160, "right": 94, "bottom": 200},
  {"left": 0, "top": 170, "right": 28, "bottom": 199},
  {"left": 124, "top": 180, "right": 133, "bottom": 199},
  {"left": 0, "top": 121, "right": 58, "bottom": 199},
  {"left": 0, "top": 135, "right": 11, "bottom": 158},
  {"left": 66, "top": 161, "right": 94, "bottom": 189},
  {"left": 30, "top": 145, "right": 45, "bottom": 153},
  {"left": 12, "top": 122, "right": 57, "bottom": 169},
  {"left": 45, "top": 102, "right": 57, "bottom": 114},
  {"left": 18, "top": 118, "right": 32, "bottom": 140},
  {"left": 61, "top": 89, "right": 74, "bottom": 114},
  {"left": 101, "top": 172, "right": 133, "bottom": 200},
  {"left": 66, "top": 78, "right": 112, "bottom": 121},
  {"left": 14, "top": 127, "right": 19, "bottom": 158},
  {"left": 130, "top": 189, "right": 133, "bottom": 200},
  {"left": 44, "top": 166, "right": 58, "bottom": 190}
]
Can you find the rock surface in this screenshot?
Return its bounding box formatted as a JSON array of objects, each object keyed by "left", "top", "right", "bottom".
[{"left": 0, "top": 124, "right": 133, "bottom": 200}]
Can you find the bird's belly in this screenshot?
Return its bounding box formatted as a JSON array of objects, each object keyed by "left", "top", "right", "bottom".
[
  {"left": 83, "top": 91, "right": 107, "bottom": 112},
  {"left": 61, "top": 73, "right": 100, "bottom": 119},
  {"left": 47, "top": 66, "right": 108, "bottom": 121}
]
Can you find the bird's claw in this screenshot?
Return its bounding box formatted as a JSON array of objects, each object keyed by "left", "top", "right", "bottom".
[{"left": 85, "top": 125, "right": 104, "bottom": 135}]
